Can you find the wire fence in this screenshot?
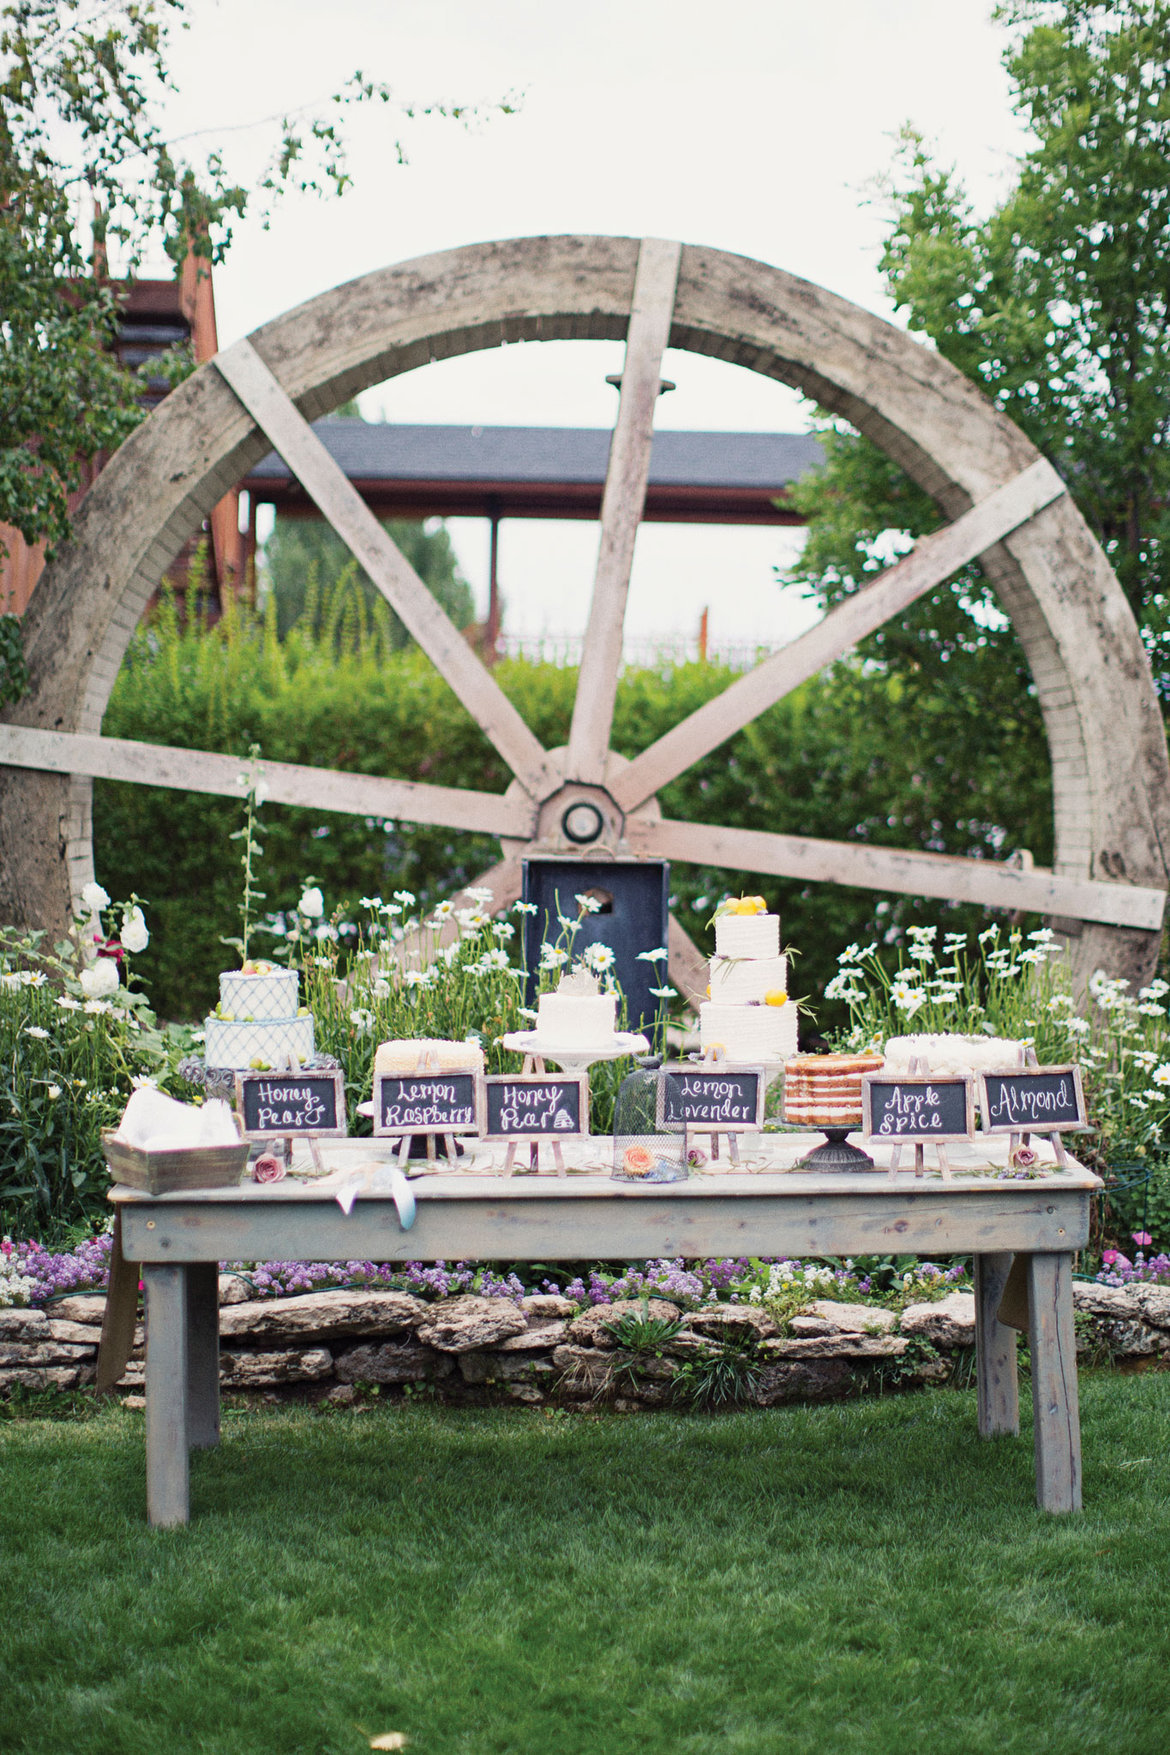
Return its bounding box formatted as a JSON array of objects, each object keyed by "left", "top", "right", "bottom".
[{"left": 496, "top": 632, "right": 776, "bottom": 672}]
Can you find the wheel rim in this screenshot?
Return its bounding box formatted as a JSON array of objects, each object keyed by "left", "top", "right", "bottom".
[{"left": 1, "top": 233, "right": 1166, "bottom": 994}]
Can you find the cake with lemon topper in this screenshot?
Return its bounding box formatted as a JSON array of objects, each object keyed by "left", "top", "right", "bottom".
[
  {"left": 699, "top": 895, "right": 798, "bottom": 1063},
  {"left": 204, "top": 958, "right": 315, "bottom": 1070}
]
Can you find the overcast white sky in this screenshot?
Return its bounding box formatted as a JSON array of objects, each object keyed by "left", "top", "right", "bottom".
[{"left": 164, "top": 1, "right": 1027, "bottom": 652}]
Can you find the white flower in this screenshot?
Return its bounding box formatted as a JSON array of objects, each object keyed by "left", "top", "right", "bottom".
[
  {"left": 314, "top": 923, "right": 338, "bottom": 944},
  {"left": 517, "top": 1006, "right": 538, "bottom": 1021},
  {"left": 23, "top": 1025, "right": 49, "bottom": 1040},
  {"left": 491, "top": 921, "right": 515, "bottom": 940},
  {"left": 120, "top": 905, "right": 149, "bottom": 954},
  {"left": 359, "top": 896, "right": 383, "bottom": 910},
  {"left": 462, "top": 886, "right": 493, "bottom": 904},
  {"left": 477, "top": 948, "right": 511, "bottom": 972},
  {"left": 584, "top": 943, "right": 616, "bottom": 972},
  {"left": 1151, "top": 1064, "right": 1170, "bottom": 1086},
  {"left": 56, "top": 995, "right": 82, "bottom": 1012},
  {"left": 457, "top": 908, "right": 490, "bottom": 931},
  {"left": 46, "top": 1084, "right": 61, "bottom": 1100},
  {"left": 79, "top": 959, "right": 119, "bottom": 1000},
  {"left": 431, "top": 900, "right": 456, "bottom": 922},
  {"left": 403, "top": 969, "right": 429, "bottom": 989},
  {"left": 1063, "top": 1016, "right": 1090, "bottom": 1037},
  {"left": 649, "top": 985, "right": 677, "bottom": 999},
  {"left": 978, "top": 925, "right": 1000, "bottom": 944},
  {"left": 299, "top": 887, "right": 325, "bottom": 919},
  {"left": 539, "top": 943, "right": 569, "bottom": 970},
  {"left": 0, "top": 973, "right": 21, "bottom": 991},
  {"left": 890, "top": 978, "right": 926, "bottom": 1018},
  {"left": 349, "top": 1008, "right": 374, "bottom": 1033},
  {"left": 906, "top": 924, "right": 937, "bottom": 942},
  {"left": 575, "top": 893, "right": 602, "bottom": 914},
  {"left": 372, "top": 978, "right": 391, "bottom": 1000},
  {"left": 1141, "top": 980, "right": 1170, "bottom": 1000},
  {"left": 1017, "top": 948, "right": 1047, "bottom": 965},
  {"left": 81, "top": 881, "right": 110, "bottom": 913},
  {"left": 130, "top": 1074, "right": 158, "bottom": 1091},
  {"left": 82, "top": 997, "right": 113, "bottom": 1015},
  {"left": 511, "top": 901, "right": 538, "bottom": 916},
  {"left": 392, "top": 890, "right": 416, "bottom": 907},
  {"left": 636, "top": 947, "right": 669, "bottom": 964},
  {"left": 1138, "top": 1002, "right": 1166, "bottom": 1017},
  {"left": 21, "top": 970, "right": 46, "bottom": 987}
]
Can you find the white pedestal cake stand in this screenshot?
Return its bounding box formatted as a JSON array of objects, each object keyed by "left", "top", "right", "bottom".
[{"left": 500, "top": 1030, "right": 650, "bottom": 1175}]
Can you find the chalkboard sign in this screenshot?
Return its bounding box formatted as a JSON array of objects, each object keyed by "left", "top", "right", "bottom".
[
  {"left": 659, "top": 1065, "right": 765, "bottom": 1133},
  {"left": 484, "top": 1074, "right": 589, "bottom": 1141},
  {"left": 979, "top": 1065, "right": 1086, "bottom": 1133},
  {"left": 235, "top": 1070, "right": 347, "bottom": 1140},
  {"left": 373, "top": 1072, "right": 483, "bottom": 1137},
  {"left": 862, "top": 1074, "right": 975, "bottom": 1143}
]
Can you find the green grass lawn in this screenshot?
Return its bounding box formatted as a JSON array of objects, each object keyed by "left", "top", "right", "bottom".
[{"left": 3, "top": 1376, "right": 1169, "bottom": 1755}]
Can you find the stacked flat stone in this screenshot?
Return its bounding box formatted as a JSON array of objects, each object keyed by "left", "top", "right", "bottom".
[
  {"left": 782, "top": 1053, "right": 885, "bottom": 1128},
  {"left": 699, "top": 911, "right": 798, "bottom": 1063}
]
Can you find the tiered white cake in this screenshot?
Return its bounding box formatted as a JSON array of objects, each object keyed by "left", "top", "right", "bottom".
[
  {"left": 700, "top": 908, "right": 798, "bottom": 1064},
  {"left": 204, "top": 966, "right": 314, "bottom": 1070}
]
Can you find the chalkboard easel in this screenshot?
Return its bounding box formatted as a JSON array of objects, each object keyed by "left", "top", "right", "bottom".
[
  {"left": 485, "top": 1059, "right": 590, "bottom": 1176},
  {"left": 234, "top": 1061, "right": 347, "bottom": 1174},
  {"left": 372, "top": 1050, "right": 484, "bottom": 1169},
  {"left": 861, "top": 1058, "right": 976, "bottom": 1179},
  {"left": 658, "top": 1058, "right": 765, "bottom": 1165},
  {"left": 978, "top": 1050, "right": 1087, "bottom": 1167}
]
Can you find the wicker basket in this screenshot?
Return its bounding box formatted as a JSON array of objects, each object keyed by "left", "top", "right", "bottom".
[{"left": 102, "top": 1117, "right": 250, "bottom": 1195}]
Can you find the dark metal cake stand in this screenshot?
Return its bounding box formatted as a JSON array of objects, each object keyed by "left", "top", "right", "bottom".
[{"left": 796, "top": 1127, "right": 875, "bottom": 1171}]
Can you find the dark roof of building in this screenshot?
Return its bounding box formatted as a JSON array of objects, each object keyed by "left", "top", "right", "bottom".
[{"left": 243, "top": 420, "right": 824, "bottom": 525}]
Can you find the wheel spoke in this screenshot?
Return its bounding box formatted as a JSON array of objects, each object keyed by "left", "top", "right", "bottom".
[
  {"left": 0, "top": 725, "right": 534, "bottom": 838},
  {"left": 610, "top": 459, "right": 1067, "bottom": 815},
  {"left": 627, "top": 813, "right": 1166, "bottom": 931},
  {"left": 666, "top": 914, "right": 711, "bottom": 1012},
  {"left": 214, "top": 339, "right": 555, "bottom": 800},
  {"left": 565, "top": 238, "right": 682, "bottom": 785}
]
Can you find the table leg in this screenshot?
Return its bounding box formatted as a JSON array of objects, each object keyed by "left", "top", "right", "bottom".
[
  {"left": 1026, "top": 1252, "right": 1082, "bottom": 1513},
  {"left": 973, "top": 1252, "right": 1019, "bottom": 1437},
  {"left": 186, "top": 1262, "right": 221, "bottom": 1450},
  {"left": 144, "top": 1264, "right": 190, "bottom": 1528}
]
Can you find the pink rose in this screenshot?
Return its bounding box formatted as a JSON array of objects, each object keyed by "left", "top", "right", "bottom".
[
  {"left": 252, "top": 1154, "right": 286, "bottom": 1184},
  {"left": 1132, "top": 1231, "right": 1153, "bottom": 1248},
  {"left": 686, "top": 1147, "right": 708, "bottom": 1169},
  {"left": 1102, "top": 1249, "right": 1119, "bottom": 1265},
  {"left": 1009, "top": 1144, "right": 1039, "bottom": 1168}
]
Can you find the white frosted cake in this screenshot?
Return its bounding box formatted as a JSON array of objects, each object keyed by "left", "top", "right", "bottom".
[
  {"left": 700, "top": 901, "right": 797, "bottom": 1063},
  {"left": 536, "top": 969, "right": 618, "bottom": 1047},
  {"left": 204, "top": 965, "right": 314, "bottom": 1070},
  {"left": 883, "top": 1034, "right": 1026, "bottom": 1076}
]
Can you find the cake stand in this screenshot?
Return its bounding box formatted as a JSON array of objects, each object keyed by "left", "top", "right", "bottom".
[
  {"left": 500, "top": 1030, "right": 649, "bottom": 1081},
  {"left": 795, "top": 1128, "right": 875, "bottom": 1171}
]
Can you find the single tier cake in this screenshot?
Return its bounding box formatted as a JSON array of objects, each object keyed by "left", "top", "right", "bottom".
[
  {"left": 700, "top": 899, "right": 797, "bottom": 1063},
  {"left": 204, "top": 963, "right": 314, "bottom": 1070},
  {"left": 536, "top": 969, "right": 618, "bottom": 1047},
  {"left": 783, "top": 1053, "right": 885, "bottom": 1128},
  {"left": 883, "top": 1034, "right": 1026, "bottom": 1076},
  {"left": 374, "top": 1038, "right": 485, "bottom": 1076}
]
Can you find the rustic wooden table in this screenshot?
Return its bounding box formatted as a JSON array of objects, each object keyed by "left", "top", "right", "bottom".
[{"left": 110, "top": 1139, "right": 1099, "bottom": 1527}]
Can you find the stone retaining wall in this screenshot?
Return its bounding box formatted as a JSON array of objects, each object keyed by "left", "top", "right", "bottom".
[{"left": 2, "top": 1278, "right": 1168, "bottom": 1408}]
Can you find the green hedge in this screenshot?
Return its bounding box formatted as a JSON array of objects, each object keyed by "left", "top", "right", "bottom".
[{"left": 95, "top": 585, "right": 1054, "bottom": 1025}]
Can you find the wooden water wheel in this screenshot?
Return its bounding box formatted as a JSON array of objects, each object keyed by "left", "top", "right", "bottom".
[{"left": 1, "top": 235, "right": 1167, "bottom": 998}]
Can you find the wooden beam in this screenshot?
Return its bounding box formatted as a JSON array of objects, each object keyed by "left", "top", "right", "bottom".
[
  {"left": 626, "top": 813, "right": 1166, "bottom": 931},
  {"left": 610, "top": 458, "right": 1068, "bottom": 814},
  {"left": 566, "top": 239, "right": 682, "bottom": 784},
  {"left": 0, "top": 725, "right": 533, "bottom": 839},
  {"left": 667, "top": 913, "right": 710, "bottom": 1011},
  {"left": 213, "top": 339, "right": 555, "bottom": 800}
]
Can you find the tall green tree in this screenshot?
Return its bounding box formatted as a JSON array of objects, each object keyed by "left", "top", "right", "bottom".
[
  {"left": 791, "top": 0, "right": 1170, "bottom": 664},
  {"left": 264, "top": 511, "right": 475, "bottom": 646},
  {"left": 0, "top": 0, "right": 511, "bottom": 556}
]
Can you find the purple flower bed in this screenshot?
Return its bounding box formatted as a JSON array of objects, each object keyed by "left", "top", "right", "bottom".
[
  {"left": 1, "top": 1235, "right": 976, "bottom": 1310},
  {"left": 1097, "top": 1232, "right": 1170, "bottom": 1286}
]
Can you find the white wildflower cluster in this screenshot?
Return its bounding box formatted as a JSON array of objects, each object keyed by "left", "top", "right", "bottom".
[
  {"left": 747, "top": 1260, "right": 839, "bottom": 1304},
  {"left": 0, "top": 1245, "right": 34, "bottom": 1309}
]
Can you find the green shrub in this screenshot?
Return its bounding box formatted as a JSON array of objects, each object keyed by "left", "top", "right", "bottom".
[{"left": 94, "top": 575, "right": 1054, "bottom": 1028}]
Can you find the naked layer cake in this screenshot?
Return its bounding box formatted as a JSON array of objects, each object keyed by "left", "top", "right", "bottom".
[
  {"left": 699, "top": 897, "right": 798, "bottom": 1063},
  {"left": 783, "top": 1053, "right": 885, "bottom": 1128}
]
